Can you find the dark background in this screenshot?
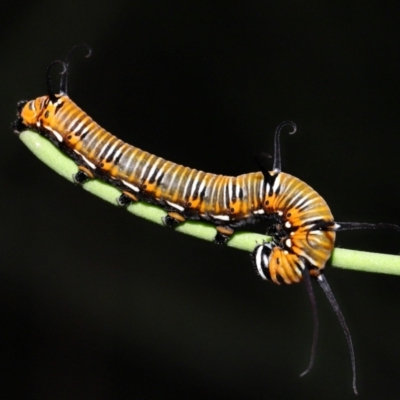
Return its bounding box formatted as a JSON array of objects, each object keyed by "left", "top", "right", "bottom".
[{"left": 2, "top": 1, "right": 400, "bottom": 399}]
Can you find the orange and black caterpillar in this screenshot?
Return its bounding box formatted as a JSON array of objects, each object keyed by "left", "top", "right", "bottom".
[{"left": 13, "top": 46, "right": 400, "bottom": 394}]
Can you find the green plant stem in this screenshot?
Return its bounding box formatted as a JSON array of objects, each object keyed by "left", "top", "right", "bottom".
[{"left": 18, "top": 129, "right": 400, "bottom": 277}]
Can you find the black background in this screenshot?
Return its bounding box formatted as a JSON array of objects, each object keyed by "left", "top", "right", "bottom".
[{"left": 2, "top": 1, "right": 400, "bottom": 399}]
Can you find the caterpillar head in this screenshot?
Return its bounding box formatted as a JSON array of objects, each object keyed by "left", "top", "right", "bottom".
[
  {"left": 14, "top": 94, "right": 68, "bottom": 144},
  {"left": 13, "top": 46, "right": 91, "bottom": 138},
  {"left": 13, "top": 97, "right": 48, "bottom": 134},
  {"left": 19, "top": 96, "right": 51, "bottom": 127}
]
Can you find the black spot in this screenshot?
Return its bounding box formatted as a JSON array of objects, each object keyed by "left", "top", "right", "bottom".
[
  {"left": 238, "top": 188, "right": 243, "bottom": 200},
  {"left": 163, "top": 214, "right": 180, "bottom": 229},
  {"left": 156, "top": 173, "right": 164, "bottom": 186},
  {"left": 118, "top": 193, "right": 132, "bottom": 206},
  {"left": 74, "top": 170, "right": 89, "bottom": 184},
  {"left": 192, "top": 181, "right": 201, "bottom": 200},
  {"left": 213, "top": 232, "right": 230, "bottom": 245},
  {"left": 192, "top": 188, "right": 199, "bottom": 200},
  {"left": 265, "top": 200, "right": 269, "bottom": 206},
  {"left": 67, "top": 135, "right": 72, "bottom": 140},
  {"left": 287, "top": 212, "right": 292, "bottom": 218},
  {"left": 232, "top": 184, "right": 237, "bottom": 202},
  {"left": 267, "top": 175, "right": 278, "bottom": 197},
  {"left": 44, "top": 110, "right": 49, "bottom": 118},
  {"left": 148, "top": 168, "right": 159, "bottom": 184},
  {"left": 114, "top": 152, "right": 122, "bottom": 166}
]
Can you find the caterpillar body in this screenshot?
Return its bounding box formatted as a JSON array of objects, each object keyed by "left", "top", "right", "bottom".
[
  {"left": 16, "top": 89, "right": 336, "bottom": 283},
  {"left": 13, "top": 46, "right": 400, "bottom": 395}
]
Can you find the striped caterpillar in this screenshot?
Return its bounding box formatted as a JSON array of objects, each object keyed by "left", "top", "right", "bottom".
[{"left": 13, "top": 45, "right": 400, "bottom": 394}]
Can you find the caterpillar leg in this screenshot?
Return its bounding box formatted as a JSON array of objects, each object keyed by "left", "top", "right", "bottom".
[
  {"left": 162, "top": 212, "right": 186, "bottom": 228},
  {"left": 73, "top": 165, "right": 94, "bottom": 184},
  {"left": 117, "top": 191, "right": 139, "bottom": 206},
  {"left": 214, "top": 226, "right": 234, "bottom": 245}
]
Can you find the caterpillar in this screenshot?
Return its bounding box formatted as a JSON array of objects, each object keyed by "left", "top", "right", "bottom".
[{"left": 13, "top": 45, "right": 400, "bottom": 394}]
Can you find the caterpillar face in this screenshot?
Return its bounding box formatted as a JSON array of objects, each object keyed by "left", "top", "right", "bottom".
[
  {"left": 19, "top": 95, "right": 70, "bottom": 144},
  {"left": 20, "top": 96, "right": 50, "bottom": 126}
]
